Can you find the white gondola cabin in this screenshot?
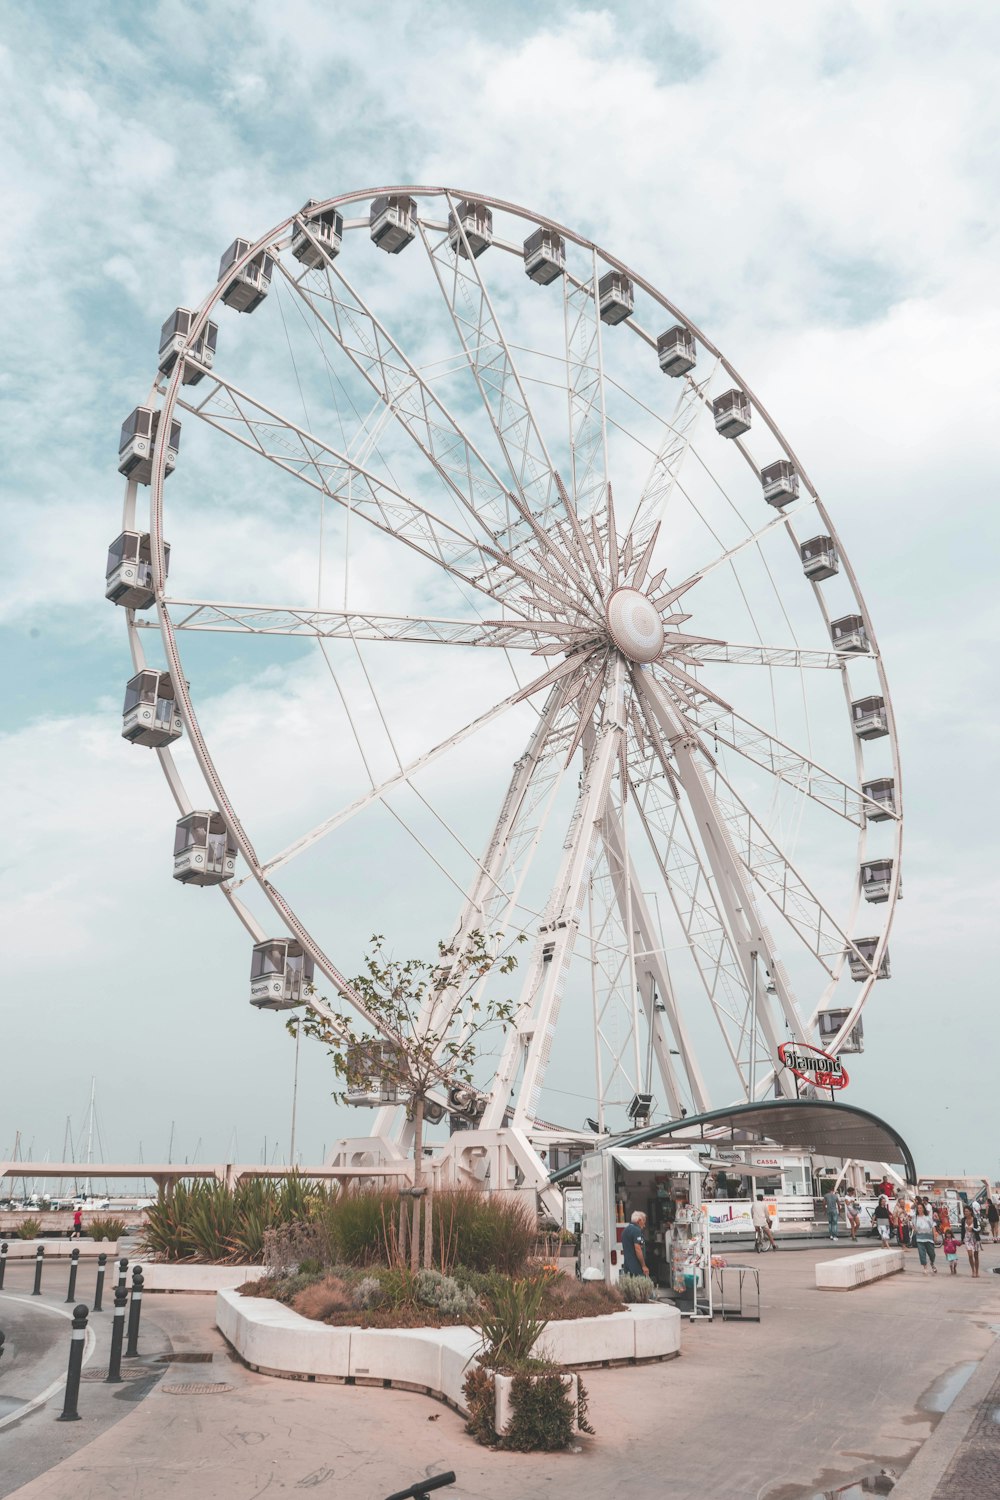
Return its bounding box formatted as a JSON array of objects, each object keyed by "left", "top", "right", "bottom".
[
  {"left": 712, "top": 388, "right": 751, "bottom": 438},
  {"left": 657, "top": 325, "right": 696, "bottom": 377},
  {"left": 173, "top": 812, "right": 237, "bottom": 886},
  {"left": 370, "top": 195, "right": 416, "bottom": 254},
  {"left": 105, "top": 532, "right": 170, "bottom": 610},
  {"left": 118, "top": 408, "right": 180, "bottom": 486},
  {"left": 344, "top": 1041, "right": 408, "bottom": 1106},
  {"left": 448, "top": 198, "right": 493, "bottom": 259},
  {"left": 860, "top": 858, "right": 893, "bottom": 903},
  {"left": 862, "top": 776, "right": 896, "bottom": 818},
  {"left": 847, "top": 937, "right": 890, "bottom": 982},
  {"left": 250, "top": 940, "right": 314, "bottom": 1010},
  {"left": 760, "top": 460, "right": 799, "bottom": 508},
  {"left": 831, "top": 614, "right": 869, "bottom": 653},
  {"left": 800, "top": 535, "right": 839, "bottom": 581},
  {"left": 218, "top": 239, "right": 274, "bottom": 313},
  {"left": 157, "top": 309, "right": 218, "bottom": 385},
  {"left": 598, "top": 269, "right": 634, "bottom": 325},
  {"left": 852, "top": 695, "right": 888, "bottom": 739},
  {"left": 523, "top": 227, "right": 565, "bottom": 284},
  {"left": 817, "top": 1009, "right": 865, "bottom": 1054},
  {"left": 122, "top": 670, "right": 182, "bottom": 748},
  {"left": 291, "top": 200, "right": 343, "bottom": 267}
]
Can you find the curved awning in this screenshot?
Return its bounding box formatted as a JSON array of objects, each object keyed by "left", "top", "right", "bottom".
[{"left": 549, "top": 1099, "right": 916, "bottom": 1185}]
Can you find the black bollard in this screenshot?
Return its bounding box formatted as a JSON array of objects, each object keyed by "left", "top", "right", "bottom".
[
  {"left": 0, "top": 1241, "right": 7, "bottom": 1290},
  {"left": 65, "top": 1247, "right": 80, "bottom": 1304},
  {"left": 93, "top": 1253, "right": 107, "bottom": 1312},
  {"left": 116, "top": 1257, "right": 129, "bottom": 1293},
  {"left": 0, "top": 1330, "right": 5, "bottom": 1368},
  {"left": 57, "top": 1305, "right": 89, "bottom": 1421},
  {"left": 124, "top": 1266, "right": 144, "bottom": 1358},
  {"left": 32, "top": 1245, "right": 45, "bottom": 1296},
  {"left": 105, "top": 1285, "right": 127, "bottom": 1383}
]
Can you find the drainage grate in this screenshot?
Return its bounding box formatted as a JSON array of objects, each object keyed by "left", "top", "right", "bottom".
[
  {"left": 160, "top": 1382, "right": 234, "bottom": 1396},
  {"left": 81, "top": 1367, "right": 160, "bottom": 1383},
  {"left": 155, "top": 1352, "right": 214, "bottom": 1364}
]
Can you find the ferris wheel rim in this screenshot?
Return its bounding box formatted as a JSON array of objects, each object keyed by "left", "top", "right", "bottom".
[{"left": 122, "top": 183, "right": 902, "bottom": 1112}]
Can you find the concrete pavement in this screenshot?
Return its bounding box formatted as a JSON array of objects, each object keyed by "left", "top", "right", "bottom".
[{"left": 1, "top": 1243, "right": 998, "bottom": 1500}]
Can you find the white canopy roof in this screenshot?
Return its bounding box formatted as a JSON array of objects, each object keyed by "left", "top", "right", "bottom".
[{"left": 610, "top": 1149, "right": 707, "bottom": 1174}]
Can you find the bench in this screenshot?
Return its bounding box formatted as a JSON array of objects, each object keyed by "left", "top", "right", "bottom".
[{"left": 815, "top": 1248, "right": 905, "bottom": 1290}]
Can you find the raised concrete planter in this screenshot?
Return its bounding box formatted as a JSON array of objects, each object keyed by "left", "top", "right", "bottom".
[
  {"left": 216, "top": 1290, "right": 681, "bottom": 1414},
  {"left": 139, "top": 1262, "right": 265, "bottom": 1293},
  {"left": 815, "top": 1248, "right": 905, "bottom": 1290}
]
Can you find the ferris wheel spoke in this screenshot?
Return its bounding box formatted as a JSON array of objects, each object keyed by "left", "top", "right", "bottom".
[
  {"left": 145, "top": 599, "right": 542, "bottom": 648},
  {"left": 177, "top": 373, "right": 516, "bottom": 604},
  {"left": 563, "top": 249, "right": 610, "bottom": 524},
  {"left": 672, "top": 692, "right": 874, "bottom": 826},
  {"left": 239, "top": 683, "right": 559, "bottom": 890},
  {"left": 625, "top": 373, "right": 710, "bottom": 555},
  {"left": 705, "top": 761, "right": 856, "bottom": 980},
  {"left": 680, "top": 641, "right": 847, "bottom": 669},
  {"left": 417, "top": 201, "right": 563, "bottom": 539},
  {"left": 626, "top": 738, "right": 775, "bottom": 1100},
  {"left": 276, "top": 257, "right": 546, "bottom": 583}
]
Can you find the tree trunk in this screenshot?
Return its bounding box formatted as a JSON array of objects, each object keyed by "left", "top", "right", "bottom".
[
  {"left": 410, "top": 1093, "right": 424, "bottom": 1272},
  {"left": 423, "top": 1185, "right": 434, "bottom": 1269}
]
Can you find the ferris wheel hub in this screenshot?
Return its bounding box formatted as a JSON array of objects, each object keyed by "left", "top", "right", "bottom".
[{"left": 605, "top": 586, "right": 664, "bottom": 663}]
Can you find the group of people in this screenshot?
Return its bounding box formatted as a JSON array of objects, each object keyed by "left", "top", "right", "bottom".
[{"left": 832, "top": 1186, "right": 994, "bottom": 1278}]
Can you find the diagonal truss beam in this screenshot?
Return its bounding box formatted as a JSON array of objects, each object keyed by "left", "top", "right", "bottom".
[
  {"left": 144, "top": 600, "right": 542, "bottom": 648},
  {"left": 419, "top": 201, "right": 560, "bottom": 535},
  {"left": 279, "top": 256, "right": 564, "bottom": 589},
  {"left": 177, "top": 372, "right": 517, "bottom": 604},
  {"left": 563, "top": 249, "right": 610, "bottom": 524}
]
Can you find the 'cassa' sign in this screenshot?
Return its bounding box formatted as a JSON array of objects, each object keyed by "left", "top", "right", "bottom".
[{"left": 778, "top": 1041, "right": 849, "bottom": 1090}]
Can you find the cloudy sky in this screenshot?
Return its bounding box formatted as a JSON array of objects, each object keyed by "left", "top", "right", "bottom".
[{"left": 2, "top": 1, "right": 998, "bottom": 1183}]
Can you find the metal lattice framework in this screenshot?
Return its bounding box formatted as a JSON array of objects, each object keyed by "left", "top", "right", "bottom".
[{"left": 114, "top": 186, "right": 902, "bottom": 1196}]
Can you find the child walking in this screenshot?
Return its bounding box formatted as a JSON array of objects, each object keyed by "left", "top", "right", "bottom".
[{"left": 943, "top": 1229, "right": 959, "bottom": 1274}]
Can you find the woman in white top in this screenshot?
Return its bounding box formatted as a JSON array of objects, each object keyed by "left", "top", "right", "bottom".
[{"left": 912, "top": 1202, "right": 938, "bottom": 1275}]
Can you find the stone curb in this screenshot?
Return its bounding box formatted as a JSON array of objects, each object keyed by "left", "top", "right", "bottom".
[{"left": 890, "top": 1333, "right": 1000, "bottom": 1500}]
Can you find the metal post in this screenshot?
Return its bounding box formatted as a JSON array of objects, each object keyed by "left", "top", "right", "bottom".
[
  {"left": 57, "top": 1305, "right": 89, "bottom": 1421},
  {"left": 32, "top": 1245, "right": 45, "bottom": 1296},
  {"left": 125, "top": 1266, "right": 143, "bottom": 1358},
  {"left": 116, "top": 1257, "right": 129, "bottom": 1292},
  {"left": 65, "top": 1247, "right": 80, "bottom": 1304},
  {"left": 105, "top": 1285, "right": 127, "bottom": 1383},
  {"left": 0, "top": 1242, "right": 7, "bottom": 1290},
  {"left": 93, "top": 1253, "right": 107, "bottom": 1313},
  {"left": 0, "top": 1330, "right": 5, "bottom": 1368}
]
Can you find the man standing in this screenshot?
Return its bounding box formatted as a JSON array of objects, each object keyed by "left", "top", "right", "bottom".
[
  {"left": 824, "top": 1186, "right": 841, "bottom": 1240},
  {"left": 751, "top": 1194, "right": 777, "bottom": 1251},
  {"left": 621, "top": 1211, "right": 650, "bottom": 1278}
]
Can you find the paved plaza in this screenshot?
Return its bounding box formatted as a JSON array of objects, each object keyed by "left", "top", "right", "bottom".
[{"left": 1, "top": 1243, "right": 999, "bottom": 1500}]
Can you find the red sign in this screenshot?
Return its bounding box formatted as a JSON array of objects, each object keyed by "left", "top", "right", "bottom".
[{"left": 778, "top": 1041, "right": 849, "bottom": 1091}]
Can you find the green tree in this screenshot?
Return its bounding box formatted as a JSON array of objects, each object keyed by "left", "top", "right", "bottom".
[{"left": 292, "top": 930, "right": 521, "bottom": 1270}]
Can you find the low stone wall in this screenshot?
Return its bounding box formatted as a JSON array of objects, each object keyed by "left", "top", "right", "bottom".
[
  {"left": 216, "top": 1290, "right": 681, "bottom": 1413},
  {"left": 815, "top": 1248, "right": 905, "bottom": 1290},
  {"left": 140, "top": 1262, "right": 266, "bottom": 1293},
  {"left": 0, "top": 1239, "right": 121, "bottom": 1260}
]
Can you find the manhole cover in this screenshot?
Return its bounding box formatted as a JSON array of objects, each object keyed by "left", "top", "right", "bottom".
[
  {"left": 81, "top": 1367, "right": 160, "bottom": 1382},
  {"left": 160, "top": 1382, "right": 234, "bottom": 1395}
]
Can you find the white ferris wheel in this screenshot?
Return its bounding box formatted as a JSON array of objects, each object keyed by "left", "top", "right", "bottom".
[{"left": 108, "top": 186, "right": 901, "bottom": 1195}]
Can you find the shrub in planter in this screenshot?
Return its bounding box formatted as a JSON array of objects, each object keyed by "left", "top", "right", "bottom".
[
  {"left": 16, "top": 1217, "right": 42, "bottom": 1240},
  {"left": 617, "top": 1273, "right": 654, "bottom": 1304},
  {"left": 462, "top": 1273, "right": 596, "bottom": 1451},
  {"left": 87, "top": 1216, "right": 127, "bottom": 1243}
]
